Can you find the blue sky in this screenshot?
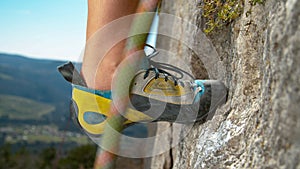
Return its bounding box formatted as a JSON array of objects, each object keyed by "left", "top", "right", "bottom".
[{"left": 0, "top": 0, "right": 87, "bottom": 61}]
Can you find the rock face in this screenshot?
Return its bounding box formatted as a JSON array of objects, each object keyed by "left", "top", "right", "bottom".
[{"left": 149, "top": 0, "right": 300, "bottom": 168}]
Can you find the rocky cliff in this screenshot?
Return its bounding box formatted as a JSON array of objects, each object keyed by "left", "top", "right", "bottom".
[{"left": 149, "top": 0, "right": 300, "bottom": 168}]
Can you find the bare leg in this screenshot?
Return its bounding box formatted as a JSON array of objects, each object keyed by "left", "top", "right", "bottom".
[{"left": 82, "top": 0, "right": 139, "bottom": 90}]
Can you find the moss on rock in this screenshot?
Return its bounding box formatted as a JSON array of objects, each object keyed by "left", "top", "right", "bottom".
[{"left": 201, "top": 0, "right": 266, "bottom": 34}]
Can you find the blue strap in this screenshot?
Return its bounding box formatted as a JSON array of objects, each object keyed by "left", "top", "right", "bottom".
[
  {"left": 193, "top": 80, "right": 205, "bottom": 103},
  {"left": 73, "top": 85, "right": 112, "bottom": 99}
]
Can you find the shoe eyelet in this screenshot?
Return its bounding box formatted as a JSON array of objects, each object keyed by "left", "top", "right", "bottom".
[{"left": 174, "top": 81, "right": 178, "bottom": 86}]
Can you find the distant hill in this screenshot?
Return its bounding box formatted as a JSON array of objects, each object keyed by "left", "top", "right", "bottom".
[
  {"left": 0, "top": 94, "right": 55, "bottom": 120},
  {"left": 0, "top": 53, "right": 74, "bottom": 130},
  {"left": 0, "top": 54, "right": 71, "bottom": 104}
]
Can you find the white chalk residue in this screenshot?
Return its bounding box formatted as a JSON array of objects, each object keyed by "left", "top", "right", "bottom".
[{"left": 194, "top": 120, "right": 244, "bottom": 168}]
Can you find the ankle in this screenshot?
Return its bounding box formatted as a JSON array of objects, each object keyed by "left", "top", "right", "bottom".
[{"left": 81, "top": 63, "right": 117, "bottom": 90}]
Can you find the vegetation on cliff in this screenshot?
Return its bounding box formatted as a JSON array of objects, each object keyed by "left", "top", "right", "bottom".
[{"left": 201, "top": 0, "right": 266, "bottom": 33}]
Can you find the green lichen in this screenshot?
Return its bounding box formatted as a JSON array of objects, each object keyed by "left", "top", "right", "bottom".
[
  {"left": 201, "top": 0, "right": 266, "bottom": 34},
  {"left": 201, "top": 0, "right": 244, "bottom": 34},
  {"left": 249, "top": 0, "right": 266, "bottom": 5}
]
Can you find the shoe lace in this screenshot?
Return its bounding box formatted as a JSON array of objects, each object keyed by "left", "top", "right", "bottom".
[{"left": 143, "top": 44, "right": 195, "bottom": 87}]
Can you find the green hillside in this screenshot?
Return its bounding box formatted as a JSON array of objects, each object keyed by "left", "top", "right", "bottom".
[
  {"left": 0, "top": 54, "right": 89, "bottom": 154},
  {"left": 0, "top": 95, "right": 55, "bottom": 120},
  {"left": 0, "top": 53, "right": 73, "bottom": 130}
]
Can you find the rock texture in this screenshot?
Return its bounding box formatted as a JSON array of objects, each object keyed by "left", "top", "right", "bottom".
[{"left": 149, "top": 0, "right": 300, "bottom": 168}]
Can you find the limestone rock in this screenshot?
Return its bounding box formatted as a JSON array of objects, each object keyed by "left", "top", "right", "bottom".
[{"left": 149, "top": 0, "right": 300, "bottom": 168}]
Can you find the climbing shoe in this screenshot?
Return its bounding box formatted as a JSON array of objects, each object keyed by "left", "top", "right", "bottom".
[
  {"left": 57, "top": 46, "right": 227, "bottom": 135},
  {"left": 58, "top": 62, "right": 152, "bottom": 136},
  {"left": 127, "top": 45, "right": 227, "bottom": 123},
  {"left": 129, "top": 69, "right": 227, "bottom": 123}
]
